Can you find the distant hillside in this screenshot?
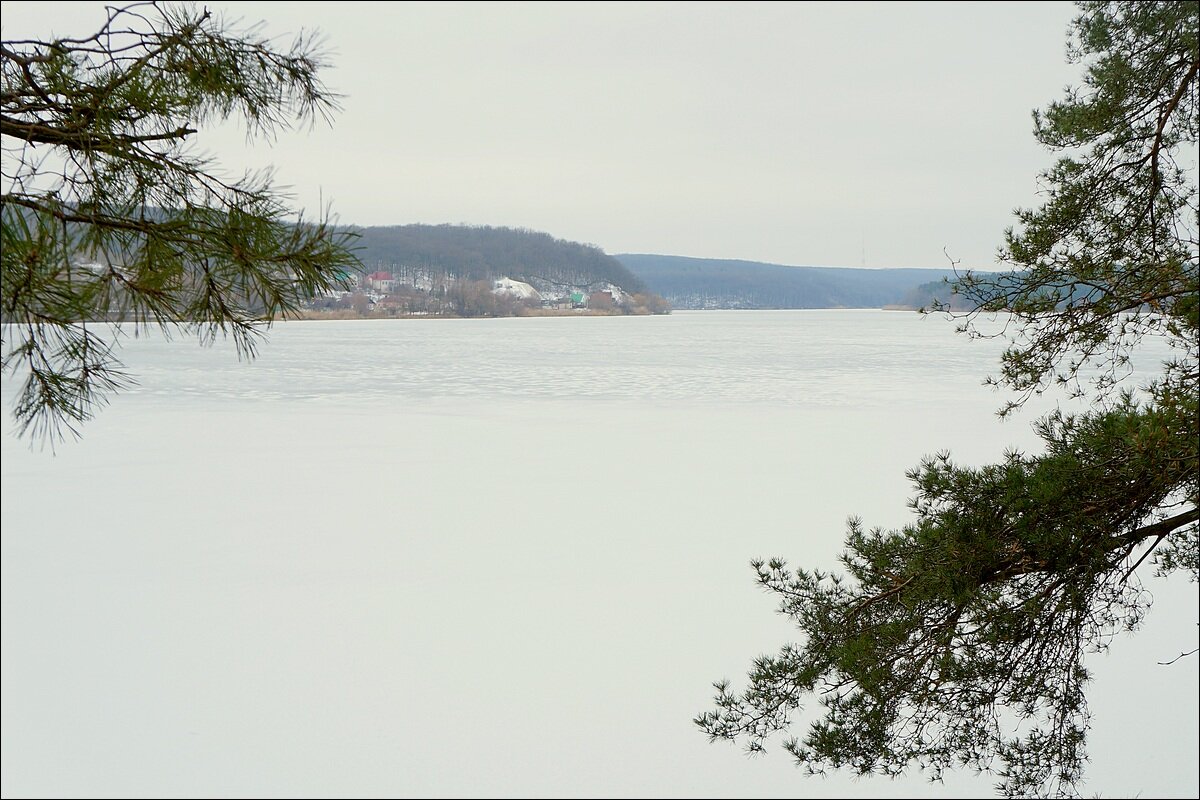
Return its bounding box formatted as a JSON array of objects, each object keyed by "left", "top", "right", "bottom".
[
  {"left": 898, "top": 278, "right": 980, "bottom": 312},
  {"left": 351, "top": 224, "right": 646, "bottom": 295},
  {"left": 616, "top": 254, "right": 959, "bottom": 310}
]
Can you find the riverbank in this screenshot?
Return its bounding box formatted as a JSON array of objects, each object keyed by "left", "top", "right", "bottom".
[{"left": 291, "top": 305, "right": 669, "bottom": 320}]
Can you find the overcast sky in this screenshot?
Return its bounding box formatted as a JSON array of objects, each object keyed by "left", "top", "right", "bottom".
[{"left": 2, "top": 1, "right": 1083, "bottom": 269}]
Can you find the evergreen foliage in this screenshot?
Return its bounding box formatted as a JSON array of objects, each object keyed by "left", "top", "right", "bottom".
[
  {"left": 697, "top": 3, "right": 1199, "bottom": 797},
  {"left": 1, "top": 1, "right": 359, "bottom": 440}
]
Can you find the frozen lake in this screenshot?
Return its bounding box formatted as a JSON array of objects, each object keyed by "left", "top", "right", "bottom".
[{"left": 2, "top": 310, "right": 1197, "bottom": 798}]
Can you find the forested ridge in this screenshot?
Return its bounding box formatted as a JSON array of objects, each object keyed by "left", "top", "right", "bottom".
[
  {"left": 351, "top": 223, "right": 646, "bottom": 294},
  {"left": 617, "top": 253, "right": 963, "bottom": 309}
]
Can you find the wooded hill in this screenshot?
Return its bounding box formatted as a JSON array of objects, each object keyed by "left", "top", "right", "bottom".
[
  {"left": 616, "top": 253, "right": 962, "bottom": 309},
  {"left": 349, "top": 224, "right": 646, "bottom": 295}
]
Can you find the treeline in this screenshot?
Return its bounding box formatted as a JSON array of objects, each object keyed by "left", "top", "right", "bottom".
[
  {"left": 308, "top": 280, "right": 671, "bottom": 319},
  {"left": 350, "top": 224, "right": 647, "bottom": 294},
  {"left": 898, "top": 279, "right": 979, "bottom": 311},
  {"left": 616, "top": 254, "right": 961, "bottom": 310}
]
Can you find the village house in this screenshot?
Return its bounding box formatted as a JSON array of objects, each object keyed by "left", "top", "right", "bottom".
[{"left": 365, "top": 270, "right": 396, "bottom": 293}]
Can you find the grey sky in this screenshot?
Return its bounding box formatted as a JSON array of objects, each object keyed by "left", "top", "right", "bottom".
[{"left": 1, "top": 1, "right": 1082, "bottom": 269}]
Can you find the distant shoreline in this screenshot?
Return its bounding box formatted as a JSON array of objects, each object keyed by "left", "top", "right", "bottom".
[
  {"left": 285, "top": 306, "right": 929, "bottom": 321},
  {"left": 289, "top": 306, "right": 667, "bottom": 321}
]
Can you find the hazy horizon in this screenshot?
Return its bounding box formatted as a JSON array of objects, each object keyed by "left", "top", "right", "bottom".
[{"left": 0, "top": 1, "right": 1081, "bottom": 271}]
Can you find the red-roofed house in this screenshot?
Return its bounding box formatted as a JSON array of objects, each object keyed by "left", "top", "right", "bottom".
[{"left": 366, "top": 271, "right": 396, "bottom": 293}]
